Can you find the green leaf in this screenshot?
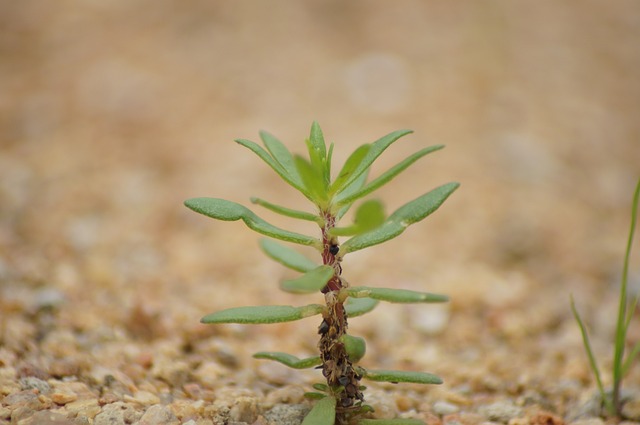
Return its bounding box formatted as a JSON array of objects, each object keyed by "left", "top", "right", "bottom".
[
  {"left": 281, "top": 266, "right": 335, "bottom": 294},
  {"left": 337, "top": 145, "right": 444, "bottom": 206},
  {"left": 235, "top": 138, "right": 306, "bottom": 195},
  {"left": 622, "top": 341, "right": 640, "bottom": 377},
  {"left": 259, "top": 131, "right": 303, "bottom": 188},
  {"left": 331, "top": 144, "right": 372, "bottom": 194},
  {"left": 301, "top": 396, "right": 336, "bottom": 425},
  {"left": 341, "top": 334, "right": 366, "bottom": 363},
  {"left": 201, "top": 304, "right": 324, "bottom": 324},
  {"left": 341, "top": 182, "right": 460, "bottom": 254},
  {"left": 184, "top": 198, "right": 319, "bottom": 247},
  {"left": 344, "top": 297, "right": 379, "bottom": 318},
  {"left": 259, "top": 239, "right": 318, "bottom": 272},
  {"left": 335, "top": 129, "right": 413, "bottom": 196},
  {"left": 253, "top": 352, "right": 322, "bottom": 369},
  {"left": 309, "top": 121, "right": 327, "bottom": 162},
  {"left": 331, "top": 200, "right": 386, "bottom": 237},
  {"left": 251, "top": 197, "right": 319, "bottom": 222},
  {"left": 335, "top": 170, "right": 370, "bottom": 219},
  {"left": 295, "top": 155, "right": 327, "bottom": 204},
  {"left": 358, "top": 419, "right": 425, "bottom": 425},
  {"left": 361, "top": 369, "right": 442, "bottom": 385},
  {"left": 304, "top": 392, "right": 327, "bottom": 400},
  {"left": 347, "top": 287, "right": 448, "bottom": 303}
]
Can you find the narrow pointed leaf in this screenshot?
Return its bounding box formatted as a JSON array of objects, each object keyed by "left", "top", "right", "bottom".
[
  {"left": 338, "top": 145, "right": 444, "bottom": 206},
  {"left": 259, "top": 131, "right": 303, "bottom": 187},
  {"left": 301, "top": 396, "right": 336, "bottom": 425},
  {"left": 341, "top": 182, "right": 459, "bottom": 254},
  {"left": 331, "top": 199, "right": 386, "bottom": 237},
  {"left": 309, "top": 121, "right": 327, "bottom": 161},
  {"left": 570, "top": 296, "right": 610, "bottom": 412},
  {"left": 358, "top": 419, "right": 425, "bottom": 425},
  {"left": 336, "top": 170, "right": 370, "bottom": 219},
  {"left": 344, "top": 297, "right": 379, "bottom": 317},
  {"left": 185, "top": 198, "right": 318, "bottom": 247},
  {"left": 347, "top": 287, "right": 448, "bottom": 303},
  {"left": 295, "top": 155, "right": 327, "bottom": 204},
  {"left": 335, "top": 129, "right": 413, "bottom": 195},
  {"left": 235, "top": 138, "right": 306, "bottom": 195},
  {"left": 201, "top": 304, "right": 324, "bottom": 324},
  {"left": 253, "top": 352, "right": 322, "bottom": 369},
  {"left": 259, "top": 239, "right": 318, "bottom": 272},
  {"left": 251, "top": 197, "right": 319, "bottom": 222},
  {"left": 304, "top": 392, "right": 327, "bottom": 400},
  {"left": 621, "top": 342, "right": 640, "bottom": 377},
  {"left": 331, "top": 144, "right": 371, "bottom": 194},
  {"left": 281, "top": 265, "right": 335, "bottom": 294},
  {"left": 306, "top": 139, "right": 329, "bottom": 189},
  {"left": 361, "top": 369, "right": 442, "bottom": 385}
]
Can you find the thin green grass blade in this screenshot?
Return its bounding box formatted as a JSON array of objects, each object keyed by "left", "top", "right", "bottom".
[
  {"left": 361, "top": 369, "right": 442, "bottom": 385},
  {"left": 251, "top": 197, "right": 319, "bottom": 222},
  {"left": 341, "top": 182, "right": 459, "bottom": 254},
  {"left": 184, "top": 198, "right": 319, "bottom": 247},
  {"left": 259, "top": 239, "right": 318, "bottom": 272},
  {"left": 301, "top": 396, "right": 336, "bottom": 425},
  {"left": 570, "top": 295, "right": 612, "bottom": 414},
  {"left": 613, "top": 177, "right": 640, "bottom": 388},
  {"left": 201, "top": 304, "right": 324, "bottom": 324},
  {"left": 347, "top": 287, "right": 449, "bottom": 303},
  {"left": 337, "top": 145, "right": 444, "bottom": 206},
  {"left": 621, "top": 342, "right": 640, "bottom": 377},
  {"left": 253, "top": 352, "right": 322, "bottom": 369},
  {"left": 281, "top": 265, "right": 335, "bottom": 294}
]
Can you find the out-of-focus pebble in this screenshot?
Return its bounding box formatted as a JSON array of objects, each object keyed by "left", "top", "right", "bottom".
[
  {"left": 94, "top": 402, "right": 141, "bottom": 425},
  {"left": 123, "top": 390, "right": 161, "bottom": 406},
  {"left": 137, "top": 404, "right": 179, "bottom": 425},
  {"left": 433, "top": 400, "right": 460, "bottom": 416},
  {"left": 623, "top": 397, "right": 640, "bottom": 421},
  {"left": 479, "top": 401, "right": 523, "bottom": 423}
]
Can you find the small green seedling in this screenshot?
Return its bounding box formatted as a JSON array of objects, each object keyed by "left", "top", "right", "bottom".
[
  {"left": 571, "top": 177, "right": 640, "bottom": 418},
  {"left": 185, "top": 122, "right": 459, "bottom": 425}
]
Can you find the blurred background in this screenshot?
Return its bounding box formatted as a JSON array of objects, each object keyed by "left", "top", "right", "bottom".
[{"left": 1, "top": 0, "right": 639, "bottom": 404}]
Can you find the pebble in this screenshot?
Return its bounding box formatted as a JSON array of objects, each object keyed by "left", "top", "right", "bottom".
[
  {"left": 94, "top": 402, "right": 141, "bottom": 425},
  {"left": 137, "top": 404, "right": 179, "bottom": 425},
  {"left": 64, "top": 398, "right": 101, "bottom": 418},
  {"left": 623, "top": 398, "right": 640, "bottom": 421},
  {"left": 478, "top": 401, "right": 523, "bottom": 423},
  {"left": 263, "top": 404, "right": 308, "bottom": 425},
  {"left": 567, "top": 419, "right": 604, "bottom": 425},
  {"left": 229, "top": 396, "right": 259, "bottom": 423},
  {"left": 123, "top": 390, "right": 161, "bottom": 406},
  {"left": 15, "top": 410, "right": 73, "bottom": 425},
  {"left": 50, "top": 384, "right": 78, "bottom": 405},
  {"left": 433, "top": 400, "right": 461, "bottom": 416},
  {"left": 18, "top": 377, "right": 51, "bottom": 394}
]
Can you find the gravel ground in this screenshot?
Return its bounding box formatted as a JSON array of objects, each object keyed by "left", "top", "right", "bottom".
[{"left": 1, "top": 2, "right": 640, "bottom": 425}]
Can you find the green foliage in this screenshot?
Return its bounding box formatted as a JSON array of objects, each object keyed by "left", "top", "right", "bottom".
[
  {"left": 186, "top": 122, "right": 459, "bottom": 424},
  {"left": 571, "top": 177, "right": 640, "bottom": 418}
]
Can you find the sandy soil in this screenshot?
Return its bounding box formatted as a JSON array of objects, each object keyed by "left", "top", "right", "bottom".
[{"left": 1, "top": 2, "right": 639, "bottom": 424}]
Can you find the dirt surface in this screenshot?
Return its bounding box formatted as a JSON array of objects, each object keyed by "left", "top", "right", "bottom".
[{"left": 1, "top": 2, "right": 640, "bottom": 424}]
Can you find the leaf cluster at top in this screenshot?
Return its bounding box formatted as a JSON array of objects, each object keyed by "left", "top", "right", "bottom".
[{"left": 184, "top": 122, "right": 459, "bottom": 256}]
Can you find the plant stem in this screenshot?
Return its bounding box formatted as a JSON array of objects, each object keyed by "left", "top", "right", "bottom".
[{"left": 318, "top": 210, "right": 364, "bottom": 422}]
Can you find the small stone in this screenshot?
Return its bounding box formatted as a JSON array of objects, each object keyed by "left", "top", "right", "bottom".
[
  {"left": 433, "top": 400, "right": 460, "bottom": 416},
  {"left": 567, "top": 419, "right": 604, "bottom": 425},
  {"left": 94, "top": 402, "right": 141, "bottom": 425},
  {"left": 123, "top": 390, "right": 161, "bottom": 406},
  {"left": 65, "top": 398, "right": 101, "bottom": 418},
  {"left": 479, "top": 401, "right": 523, "bottom": 423},
  {"left": 18, "top": 377, "right": 51, "bottom": 394},
  {"left": 229, "top": 396, "right": 259, "bottom": 423},
  {"left": 3, "top": 389, "right": 43, "bottom": 410},
  {"left": 138, "top": 404, "right": 179, "bottom": 425},
  {"left": 16, "top": 410, "right": 73, "bottom": 425},
  {"left": 623, "top": 398, "right": 640, "bottom": 421},
  {"left": 263, "top": 404, "right": 308, "bottom": 425},
  {"left": 50, "top": 383, "right": 78, "bottom": 405}
]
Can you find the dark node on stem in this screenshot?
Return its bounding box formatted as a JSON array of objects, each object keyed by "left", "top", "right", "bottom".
[
  {"left": 318, "top": 319, "right": 330, "bottom": 335},
  {"left": 338, "top": 375, "right": 350, "bottom": 386},
  {"left": 329, "top": 244, "right": 340, "bottom": 255}
]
